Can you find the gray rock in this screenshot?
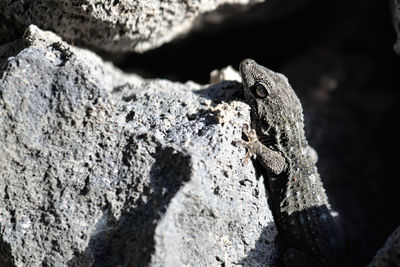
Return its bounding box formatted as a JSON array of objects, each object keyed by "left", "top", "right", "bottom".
[
  {"left": 0, "top": 0, "right": 264, "bottom": 53},
  {"left": 390, "top": 0, "right": 400, "bottom": 55},
  {"left": 368, "top": 226, "right": 400, "bottom": 266},
  {"left": 0, "top": 25, "right": 277, "bottom": 266}
]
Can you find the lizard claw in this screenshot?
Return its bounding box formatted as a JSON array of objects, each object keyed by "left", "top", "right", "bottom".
[
  {"left": 234, "top": 123, "right": 258, "bottom": 165},
  {"left": 243, "top": 149, "right": 254, "bottom": 165},
  {"left": 242, "top": 123, "right": 258, "bottom": 142},
  {"left": 233, "top": 139, "right": 254, "bottom": 165}
]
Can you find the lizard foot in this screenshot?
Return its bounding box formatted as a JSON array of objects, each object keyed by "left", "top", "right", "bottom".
[
  {"left": 234, "top": 124, "right": 259, "bottom": 165},
  {"left": 234, "top": 123, "right": 286, "bottom": 174}
]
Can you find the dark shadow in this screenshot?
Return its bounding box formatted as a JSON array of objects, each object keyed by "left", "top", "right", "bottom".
[
  {"left": 0, "top": 236, "right": 15, "bottom": 267},
  {"left": 68, "top": 134, "right": 192, "bottom": 266},
  {"left": 0, "top": 37, "right": 27, "bottom": 77},
  {"left": 237, "top": 222, "right": 280, "bottom": 266}
]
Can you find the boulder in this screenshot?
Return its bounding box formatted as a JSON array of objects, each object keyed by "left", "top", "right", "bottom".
[
  {"left": 0, "top": 0, "right": 265, "bottom": 53},
  {"left": 0, "top": 25, "right": 277, "bottom": 266}
]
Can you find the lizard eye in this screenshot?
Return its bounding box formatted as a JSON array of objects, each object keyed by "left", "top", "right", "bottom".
[{"left": 251, "top": 82, "right": 270, "bottom": 99}]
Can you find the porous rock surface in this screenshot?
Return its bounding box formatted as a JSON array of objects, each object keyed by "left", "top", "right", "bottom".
[
  {"left": 0, "top": 0, "right": 264, "bottom": 53},
  {"left": 0, "top": 25, "right": 277, "bottom": 266}
]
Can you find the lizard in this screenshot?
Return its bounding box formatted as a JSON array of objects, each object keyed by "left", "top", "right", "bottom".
[
  {"left": 237, "top": 58, "right": 344, "bottom": 266},
  {"left": 368, "top": 226, "right": 400, "bottom": 266}
]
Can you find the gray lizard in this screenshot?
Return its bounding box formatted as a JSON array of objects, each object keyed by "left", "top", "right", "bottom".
[
  {"left": 368, "top": 226, "right": 400, "bottom": 266},
  {"left": 238, "top": 59, "right": 344, "bottom": 267}
]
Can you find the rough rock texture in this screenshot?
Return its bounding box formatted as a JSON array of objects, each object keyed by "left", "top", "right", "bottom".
[
  {"left": 368, "top": 226, "right": 400, "bottom": 266},
  {"left": 390, "top": 0, "right": 400, "bottom": 54},
  {"left": 0, "top": 0, "right": 264, "bottom": 53},
  {"left": 0, "top": 25, "right": 277, "bottom": 266}
]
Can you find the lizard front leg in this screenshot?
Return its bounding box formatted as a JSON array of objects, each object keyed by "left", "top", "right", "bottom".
[
  {"left": 238, "top": 124, "right": 326, "bottom": 267},
  {"left": 237, "top": 124, "right": 286, "bottom": 175}
]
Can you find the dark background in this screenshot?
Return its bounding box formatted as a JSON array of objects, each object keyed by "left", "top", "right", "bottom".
[{"left": 108, "top": 0, "right": 400, "bottom": 265}]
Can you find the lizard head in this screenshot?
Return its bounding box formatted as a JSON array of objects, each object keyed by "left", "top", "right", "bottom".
[{"left": 239, "top": 59, "right": 303, "bottom": 142}]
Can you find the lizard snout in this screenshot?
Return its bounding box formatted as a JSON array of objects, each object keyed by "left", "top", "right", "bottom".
[{"left": 239, "top": 58, "right": 256, "bottom": 75}]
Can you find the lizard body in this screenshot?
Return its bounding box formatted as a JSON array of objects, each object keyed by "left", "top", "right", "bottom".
[
  {"left": 238, "top": 59, "right": 344, "bottom": 267},
  {"left": 368, "top": 226, "right": 400, "bottom": 266}
]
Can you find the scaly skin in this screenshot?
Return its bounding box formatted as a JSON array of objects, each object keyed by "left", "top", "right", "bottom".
[
  {"left": 239, "top": 59, "right": 344, "bottom": 267},
  {"left": 368, "top": 226, "right": 400, "bottom": 267}
]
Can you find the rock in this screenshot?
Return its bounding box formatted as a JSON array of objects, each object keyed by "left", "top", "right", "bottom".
[
  {"left": 0, "top": 0, "right": 265, "bottom": 53},
  {"left": 0, "top": 25, "right": 277, "bottom": 266},
  {"left": 390, "top": 0, "right": 400, "bottom": 55},
  {"left": 368, "top": 226, "right": 400, "bottom": 266},
  {"left": 209, "top": 65, "right": 242, "bottom": 84}
]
